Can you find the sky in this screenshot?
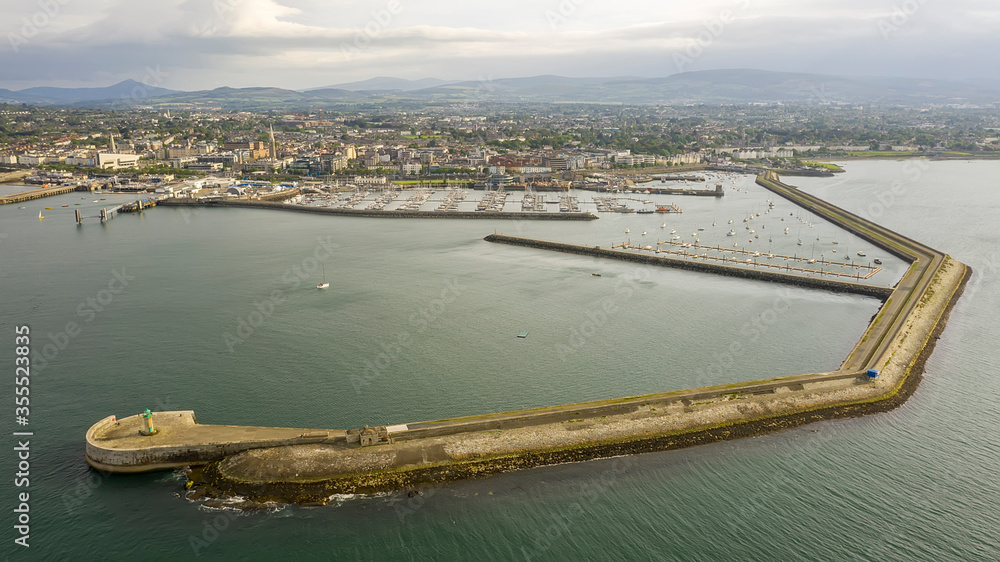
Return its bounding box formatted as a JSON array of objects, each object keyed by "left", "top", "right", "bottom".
[{"left": 1, "top": 0, "right": 997, "bottom": 91}]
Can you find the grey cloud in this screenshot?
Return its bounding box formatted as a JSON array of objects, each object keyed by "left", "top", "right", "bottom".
[{"left": 1, "top": 0, "right": 996, "bottom": 90}]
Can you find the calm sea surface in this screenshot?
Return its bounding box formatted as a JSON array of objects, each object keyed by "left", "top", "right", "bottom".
[{"left": 1, "top": 160, "right": 997, "bottom": 560}]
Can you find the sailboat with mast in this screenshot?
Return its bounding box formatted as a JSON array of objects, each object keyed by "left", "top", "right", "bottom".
[{"left": 317, "top": 263, "right": 330, "bottom": 289}]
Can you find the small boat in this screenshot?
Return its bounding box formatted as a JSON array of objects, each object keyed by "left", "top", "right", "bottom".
[
  {"left": 727, "top": 230, "right": 736, "bottom": 236},
  {"left": 660, "top": 222, "right": 666, "bottom": 228},
  {"left": 317, "top": 264, "right": 330, "bottom": 289},
  {"left": 625, "top": 229, "right": 630, "bottom": 234},
  {"left": 45, "top": 207, "right": 52, "bottom": 210},
  {"left": 874, "top": 258, "right": 883, "bottom": 265},
  {"left": 62, "top": 204, "right": 69, "bottom": 207},
  {"left": 38, "top": 211, "right": 44, "bottom": 219},
  {"left": 797, "top": 240, "right": 803, "bottom": 246},
  {"left": 592, "top": 273, "right": 601, "bottom": 277},
  {"left": 857, "top": 251, "right": 866, "bottom": 257},
  {"left": 18, "top": 206, "right": 26, "bottom": 210},
  {"left": 641, "top": 231, "right": 647, "bottom": 236},
  {"left": 517, "top": 331, "right": 529, "bottom": 339}
]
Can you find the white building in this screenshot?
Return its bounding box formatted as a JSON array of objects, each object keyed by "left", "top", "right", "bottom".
[
  {"left": 96, "top": 153, "right": 141, "bottom": 170},
  {"left": 18, "top": 154, "right": 64, "bottom": 166},
  {"left": 354, "top": 175, "right": 387, "bottom": 185}
]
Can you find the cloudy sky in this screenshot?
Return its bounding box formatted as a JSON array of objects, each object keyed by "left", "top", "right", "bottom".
[{"left": 1, "top": 0, "right": 997, "bottom": 91}]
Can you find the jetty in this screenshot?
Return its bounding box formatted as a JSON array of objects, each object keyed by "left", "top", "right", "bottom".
[
  {"left": 158, "top": 198, "right": 598, "bottom": 220},
  {"left": 489, "top": 234, "right": 892, "bottom": 299},
  {"left": 86, "top": 171, "right": 969, "bottom": 504},
  {"left": 0, "top": 184, "right": 79, "bottom": 205},
  {"left": 577, "top": 184, "right": 723, "bottom": 197}
]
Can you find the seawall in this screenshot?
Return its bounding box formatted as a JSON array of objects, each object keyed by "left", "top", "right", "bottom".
[
  {"left": 193, "top": 255, "right": 970, "bottom": 504},
  {"left": 87, "top": 172, "right": 970, "bottom": 504},
  {"left": 86, "top": 411, "right": 346, "bottom": 473},
  {"left": 158, "top": 199, "right": 598, "bottom": 220},
  {"left": 484, "top": 234, "right": 893, "bottom": 300},
  {"left": 0, "top": 184, "right": 78, "bottom": 204}
]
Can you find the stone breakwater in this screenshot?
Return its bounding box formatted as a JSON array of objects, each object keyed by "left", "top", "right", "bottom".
[
  {"left": 158, "top": 199, "right": 598, "bottom": 220},
  {"left": 186, "top": 256, "right": 969, "bottom": 505},
  {"left": 87, "top": 173, "right": 970, "bottom": 505},
  {"left": 483, "top": 234, "right": 894, "bottom": 300}
]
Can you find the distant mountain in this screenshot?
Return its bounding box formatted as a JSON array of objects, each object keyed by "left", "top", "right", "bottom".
[
  {"left": 303, "top": 77, "right": 459, "bottom": 92},
  {"left": 410, "top": 70, "right": 1000, "bottom": 104},
  {"left": 77, "top": 85, "right": 374, "bottom": 111},
  {"left": 3, "top": 70, "right": 997, "bottom": 109},
  {"left": 601, "top": 70, "right": 999, "bottom": 105},
  {"left": 0, "top": 79, "right": 178, "bottom": 105}
]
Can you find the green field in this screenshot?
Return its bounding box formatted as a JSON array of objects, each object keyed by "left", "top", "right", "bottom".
[
  {"left": 842, "top": 151, "right": 922, "bottom": 157},
  {"left": 803, "top": 161, "right": 845, "bottom": 172}
]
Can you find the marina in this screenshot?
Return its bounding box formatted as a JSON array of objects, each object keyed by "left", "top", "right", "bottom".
[
  {"left": 84, "top": 167, "right": 970, "bottom": 494},
  {"left": 6, "top": 156, "right": 993, "bottom": 560},
  {"left": 610, "top": 239, "right": 883, "bottom": 280}
]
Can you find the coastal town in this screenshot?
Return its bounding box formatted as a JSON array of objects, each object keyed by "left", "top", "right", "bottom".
[{"left": 2, "top": 103, "right": 998, "bottom": 203}]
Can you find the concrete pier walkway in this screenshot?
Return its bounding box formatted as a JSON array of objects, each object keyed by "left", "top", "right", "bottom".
[
  {"left": 85, "top": 171, "right": 968, "bottom": 488},
  {"left": 86, "top": 411, "right": 344, "bottom": 472}
]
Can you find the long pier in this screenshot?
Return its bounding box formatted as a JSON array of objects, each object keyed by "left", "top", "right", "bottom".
[
  {"left": 577, "top": 185, "right": 723, "bottom": 197},
  {"left": 612, "top": 239, "right": 882, "bottom": 280},
  {"left": 158, "top": 198, "right": 598, "bottom": 220},
  {"left": 486, "top": 234, "right": 893, "bottom": 299},
  {"left": 87, "top": 173, "right": 969, "bottom": 504},
  {"left": 754, "top": 171, "right": 947, "bottom": 372},
  {"left": 0, "top": 184, "right": 79, "bottom": 204}
]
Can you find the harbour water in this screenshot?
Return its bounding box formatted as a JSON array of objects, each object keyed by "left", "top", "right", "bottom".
[{"left": 2, "top": 160, "right": 998, "bottom": 560}]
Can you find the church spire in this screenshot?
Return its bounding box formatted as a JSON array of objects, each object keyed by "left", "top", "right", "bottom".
[{"left": 269, "top": 123, "right": 277, "bottom": 160}]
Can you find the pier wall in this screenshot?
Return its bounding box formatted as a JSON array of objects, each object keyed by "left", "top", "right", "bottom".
[
  {"left": 159, "top": 199, "right": 598, "bottom": 220},
  {"left": 755, "top": 174, "right": 925, "bottom": 263},
  {"left": 87, "top": 171, "right": 971, "bottom": 498},
  {"left": 484, "top": 234, "right": 894, "bottom": 300},
  {"left": 0, "top": 184, "right": 77, "bottom": 204},
  {"left": 576, "top": 185, "right": 722, "bottom": 197},
  {"left": 389, "top": 371, "right": 869, "bottom": 443},
  {"left": 85, "top": 411, "right": 345, "bottom": 472}
]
